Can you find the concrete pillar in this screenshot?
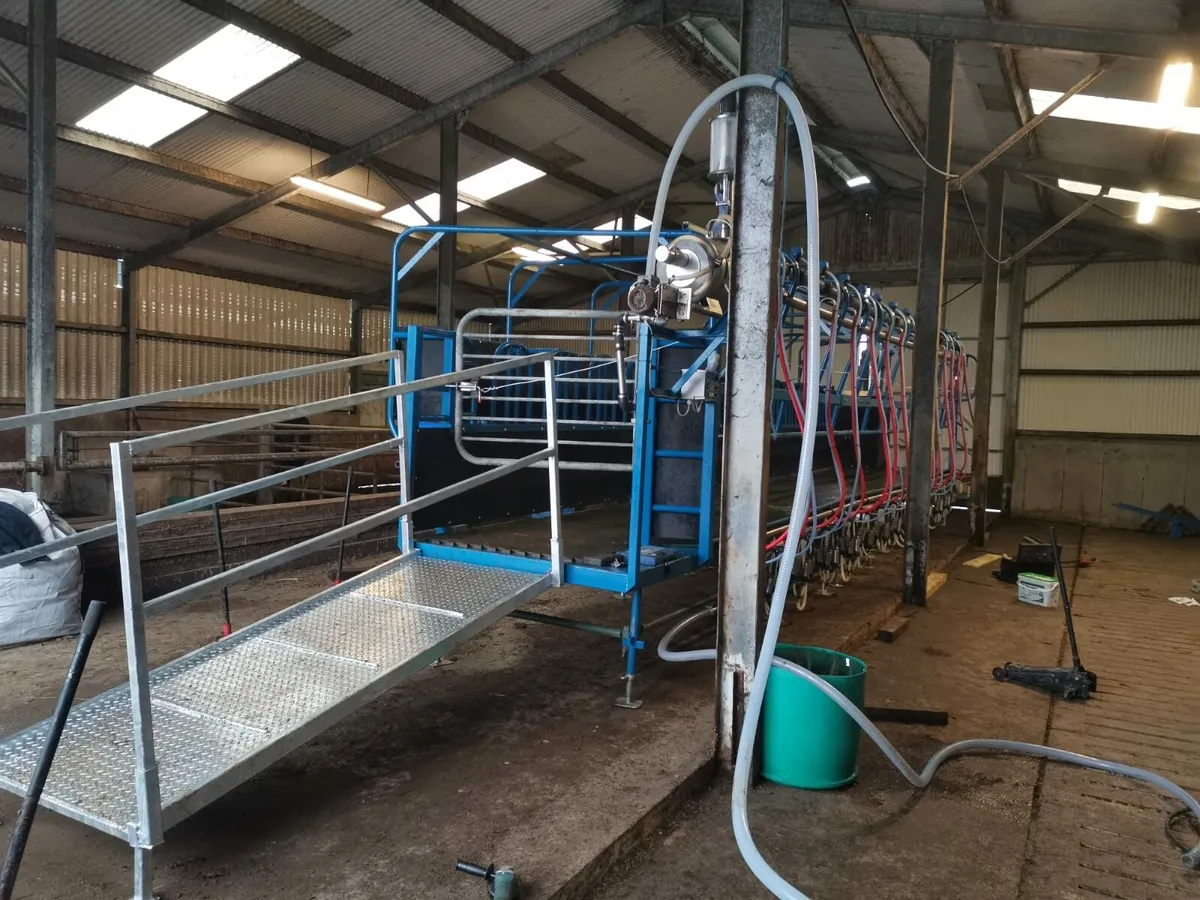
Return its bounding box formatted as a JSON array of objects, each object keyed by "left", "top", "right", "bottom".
[
  {"left": 903, "top": 39, "right": 955, "bottom": 605},
  {"left": 716, "top": 0, "right": 787, "bottom": 769}
]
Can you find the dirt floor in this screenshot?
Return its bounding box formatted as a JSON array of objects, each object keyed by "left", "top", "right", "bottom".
[
  {"left": 0, "top": 504, "right": 965, "bottom": 900},
  {"left": 587, "top": 520, "right": 1200, "bottom": 900}
]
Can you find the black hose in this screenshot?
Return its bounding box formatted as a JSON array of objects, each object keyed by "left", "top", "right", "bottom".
[
  {"left": 613, "top": 316, "right": 631, "bottom": 415},
  {"left": 208, "top": 479, "right": 231, "bottom": 636},
  {"left": 334, "top": 463, "right": 355, "bottom": 585},
  {"left": 0, "top": 600, "right": 105, "bottom": 900}
]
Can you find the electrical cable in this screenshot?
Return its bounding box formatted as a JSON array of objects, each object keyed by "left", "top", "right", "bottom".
[
  {"left": 835, "top": 0, "right": 954, "bottom": 179},
  {"left": 836, "top": 0, "right": 1032, "bottom": 269}
]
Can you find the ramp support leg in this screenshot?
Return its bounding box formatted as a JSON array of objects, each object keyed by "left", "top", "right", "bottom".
[{"left": 131, "top": 846, "right": 153, "bottom": 900}]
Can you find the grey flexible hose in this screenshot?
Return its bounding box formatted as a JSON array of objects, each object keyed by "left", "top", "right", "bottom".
[
  {"left": 640, "top": 74, "right": 823, "bottom": 900},
  {"left": 658, "top": 607, "right": 1200, "bottom": 872}
]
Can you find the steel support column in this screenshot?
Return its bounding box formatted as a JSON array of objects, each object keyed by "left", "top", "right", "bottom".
[
  {"left": 970, "top": 169, "right": 1005, "bottom": 545},
  {"left": 903, "top": 39, "right": 955, "bottom": 605},
  {"left": 25, "top": 0, "right": 56, "bottom": 498},
  {"left": 1001, "top": 254, "right": 1027, "bottom": 511},
  {"left": 349, "top": 299, "right": 364, "bottom": 393},
  {"left": 436, "top": 118, "right": 459, "bottom": 328},
  {"left": 716, "top": 0, "right": 787, "bottom": 768},
  {"left": 119, "top": 260, "right": 135, "bottom": 399}
]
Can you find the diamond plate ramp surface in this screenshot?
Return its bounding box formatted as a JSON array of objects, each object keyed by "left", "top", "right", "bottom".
[{"left": 0, "top": 555, "right": 548, "bottom": 841}]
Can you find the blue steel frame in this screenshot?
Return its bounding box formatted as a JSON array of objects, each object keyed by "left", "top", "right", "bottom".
[
  {"left": 387, "top": 226, "right": 719, "bottom": 687},
  {"left": 386, "top": 227, "right": 966, "bottom": 688}
]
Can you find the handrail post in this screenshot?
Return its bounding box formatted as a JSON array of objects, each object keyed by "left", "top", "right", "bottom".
[
  {"left": 394, "top": 357, "right": 414, "bottom": 556},
  {"left": 110, "top": 441, "right": 163, "bottom": 890},
  {"left": 542, "top": 357, "right": 564, "bottom": 586}
]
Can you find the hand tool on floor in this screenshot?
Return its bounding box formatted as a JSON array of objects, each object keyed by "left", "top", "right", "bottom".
[
  {"left": 455, "top": 860, "right": 521, "bottom": 900},
  {"left": 993, "top": 527, "right": 1098, "bottom": 701}
]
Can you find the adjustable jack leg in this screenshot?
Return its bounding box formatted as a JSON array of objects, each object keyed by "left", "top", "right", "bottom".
[{"left": 615, "top": 589, "right": 644, "bottom": 709}]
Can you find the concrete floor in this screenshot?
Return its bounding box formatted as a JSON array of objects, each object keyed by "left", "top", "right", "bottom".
[
  {"left": 587, "top": 520, "right": 1200, "bottom": 900},
  {"left": 0, "top": 503, "right": 965, "bottom": 900}
]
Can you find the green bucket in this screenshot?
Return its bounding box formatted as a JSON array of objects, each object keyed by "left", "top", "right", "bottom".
[{"left": 762, "top": 645, "right": 867, "bottom": 790}]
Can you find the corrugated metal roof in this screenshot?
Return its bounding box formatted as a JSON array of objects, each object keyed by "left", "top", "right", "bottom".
[
  {"left": 53, "top": 204, "right": 183, "bottom": 252},
  {"left": 52, "top": 141, "right": 238, "bottom": 219},
  {"left": 788, "top": 29, "right": 891, "bottom": 136},
  {"left": 1020, "top": 53, "right": 1159, "bottom": 104},
  {"left": 158, "top": 116, "right": 315, "bottom": 182},
  {"left": 470, "top": 87, "right": 661, "bottom": 195},
  {"left": 54, "top": 0, "right": 220, "bottom": 73},
  {"left": 1007, "top": 0, "right": 1178, "bottom": 34},
  {"left": 54, "top": 60, "right": 132, "bottom": 127},
  {"left": 862, "top": 0, "right": 995, "bottom": 13},
  {"left": 0, "top": 0, "right": 1193, "bottom": 307},
  {"left": 176, "top": 233, "right": 388, "bottom": 293},
  {"left": 376, "top": 127, "right": 505, "bottom": 188},
  {"left": 240, "top": 0, "right": 511, "bottom": 104},
  {"left": 557, "top": 28, "right": 713, "bottom": 159},
  {"left": 454, "top": 0, "right": 625, "bottom": 54},
  {"left": 237, "top": 60, "right": 413, "bottom": 146},
  {"left": 235, "top": 204, "right": 396, "bottom": 259}
]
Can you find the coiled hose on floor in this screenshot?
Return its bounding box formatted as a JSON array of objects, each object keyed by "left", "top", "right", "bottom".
[
  {"left": 659, "top": 607, "right": 1200, "bottom": 876},
  {"left": 643, "top": 76, "right": 1200, "bottom": 899}
]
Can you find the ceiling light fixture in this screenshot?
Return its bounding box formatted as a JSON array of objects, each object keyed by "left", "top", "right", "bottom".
[
  {"left": 289, "top": 177, "right": 385, "bottom": 212},
  {"left": 845, "top": 174, "right": 871, "bottom": 188},
  {"left": 1057, "top": 179, "right": 1200, "bottom": 213},
  {"left": 1136, "top": 191, "right": 1160, "bottom": 224},
  {"left": 1158, "top": 61, "right": 1193, "bottom": 117}
]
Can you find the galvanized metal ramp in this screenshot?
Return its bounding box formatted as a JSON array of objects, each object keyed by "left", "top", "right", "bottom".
[{"left": 0, "top": 555, "right": 551, "bottom": 841}]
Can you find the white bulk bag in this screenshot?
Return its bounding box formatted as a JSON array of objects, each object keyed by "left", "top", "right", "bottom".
[{"left": 0, "top": 488, "right": 83, "bottom": 648}]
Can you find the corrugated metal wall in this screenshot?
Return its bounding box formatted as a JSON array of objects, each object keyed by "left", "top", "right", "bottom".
[
  {"left": 0, "top": 236, "right": 440, "bottom": 411},
  {"left": 1, "top": 241, "right": 123, "bottom": 401},
  {"left": 134, "top": 267, "right": 351, "bottom": 406},
  {"left": 1019, "top": 260, "right": 1200, "bottom": 436},
  {"left": 1012, "top": 259, "right": 1200, "bottom": 526}
]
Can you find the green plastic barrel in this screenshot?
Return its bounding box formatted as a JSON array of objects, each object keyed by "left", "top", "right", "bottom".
[{"left": 762, "top": 645, "right": 867, "bottom": 790}]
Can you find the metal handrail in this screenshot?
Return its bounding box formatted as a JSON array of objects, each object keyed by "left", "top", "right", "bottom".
[
  {"left": 143, "top": 446, "right": 554, "bottom": 617},
  {"left": 106, "top": 349, "right": 565, "bottom": 859},
  {"left": 0, "top": 351, "right": 401, "bottom": 433},
  {"left": 0, "top": 437, "right": 403, "bottom": 569},
  {"left": 0, "top": 353, "right": 553, "bottom": 569}
]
